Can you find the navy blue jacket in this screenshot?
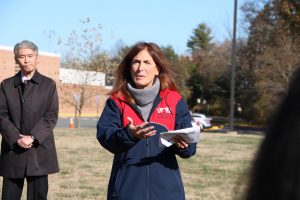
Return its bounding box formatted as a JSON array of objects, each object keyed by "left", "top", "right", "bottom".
[{"left": 97, "top": 89, "right": 197, "bottom": 200}]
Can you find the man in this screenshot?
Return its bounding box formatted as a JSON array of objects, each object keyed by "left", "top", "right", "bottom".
[{"left": 0, "top": 40, "right": 59, "bottom": 200}]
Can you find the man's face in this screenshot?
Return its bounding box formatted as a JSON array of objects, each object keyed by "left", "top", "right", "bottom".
[{"left": 15, "top": 48, "right": 38, "bottom": 77}]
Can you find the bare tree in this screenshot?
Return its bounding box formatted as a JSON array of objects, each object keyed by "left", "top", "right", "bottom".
[
  {"left": 57, "top": 18, "right": 114, "bottom": 127},
  {"left": 240, "top": 0, "right": 300, "bottom": 122}
]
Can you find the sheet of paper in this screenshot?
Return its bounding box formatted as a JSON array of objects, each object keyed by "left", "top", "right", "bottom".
[{"left": 159, "top": 125, "right": 200, "bottom": 147}]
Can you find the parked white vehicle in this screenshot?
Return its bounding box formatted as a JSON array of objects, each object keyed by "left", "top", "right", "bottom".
[{"left": 191, "top": 112, "right": 212, "bottom": 130}]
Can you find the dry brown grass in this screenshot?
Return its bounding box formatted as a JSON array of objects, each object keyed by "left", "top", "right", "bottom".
[
  {"left": 0, "top": 129, "right": 263, "bottom": 200},
  {"left": 180, "top": 133, "right": 262, "bottom": 200}
]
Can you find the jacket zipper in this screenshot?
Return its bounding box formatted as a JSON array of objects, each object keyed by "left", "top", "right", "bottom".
[{"left": 146, "top": 136, "right": 150, "bottom": 200}]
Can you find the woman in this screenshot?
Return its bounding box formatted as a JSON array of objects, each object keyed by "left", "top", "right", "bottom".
[{"left": 96, "top": 42, "right": 197, "bottom": 200}]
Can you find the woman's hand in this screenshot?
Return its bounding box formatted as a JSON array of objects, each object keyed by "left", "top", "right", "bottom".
[
  {"left": 173, "top": 135, "right": 189, "bottom": 149},
  {"left": 127, "top": 117, "right": 156, "bottom": 139}
]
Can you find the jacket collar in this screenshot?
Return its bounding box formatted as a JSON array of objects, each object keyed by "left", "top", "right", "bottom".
[{"left": 13, "top": 70, "right": 42, "bottom": 87}]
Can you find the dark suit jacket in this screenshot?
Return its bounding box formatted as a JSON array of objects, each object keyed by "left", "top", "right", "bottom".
[{"left": 0, "top": 71, "right": 59, "bottom": 178}]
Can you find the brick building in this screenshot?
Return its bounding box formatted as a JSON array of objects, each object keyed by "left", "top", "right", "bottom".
[
  {"left": 0, "top": 45, "right": 109, "bottom": 118},
  {"left": 0, "top": 45, "right": 60, "bottom": 82}
]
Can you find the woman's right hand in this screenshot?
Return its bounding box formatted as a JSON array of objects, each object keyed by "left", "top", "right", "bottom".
[{"left": 127, "top": 117, "right": 156, "bottom": 139}]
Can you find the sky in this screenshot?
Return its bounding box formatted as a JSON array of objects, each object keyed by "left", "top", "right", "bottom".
[{"left": 0, "top": 0, "right": 246, "bottom": 55}]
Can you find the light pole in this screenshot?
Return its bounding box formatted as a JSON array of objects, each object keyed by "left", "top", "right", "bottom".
[
  {"left": 73, "top": 94, "right": 80, "bottom": 128},
  {"left": 96, "top": 95, "right": 101, "bottom": 118},
  {"left": 196, "top": 98, "right": 209, "bottom": 115},
  {"left": 202, "top": 99, "right": 207, "bottom": 115},
  {"left": 229, "top": 0, "right": 238, "bottom": 130},
  {"left": 43, "top": 30, "right": 55, "bottom": 52}
]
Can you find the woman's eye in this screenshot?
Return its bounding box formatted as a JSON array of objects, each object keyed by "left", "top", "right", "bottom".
[
  {"left": 131, "top": 60, "right": 140, "bottom": 66},
  {"left": 132, "top": 62, "right": 139, "bottom": 66}
]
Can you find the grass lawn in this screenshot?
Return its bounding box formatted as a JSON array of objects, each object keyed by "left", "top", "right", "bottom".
[{"left": 0, "top": 128, "right": 263, "bottom": 200}]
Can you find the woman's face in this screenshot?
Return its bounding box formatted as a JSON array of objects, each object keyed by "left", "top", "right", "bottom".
[{"left": 130, "top": 49, "right": 159, "bottom": 89}]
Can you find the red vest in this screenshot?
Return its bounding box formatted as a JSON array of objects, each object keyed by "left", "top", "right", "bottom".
[{"left": 110, "top": 89, "right": 181, "bottom": 131}]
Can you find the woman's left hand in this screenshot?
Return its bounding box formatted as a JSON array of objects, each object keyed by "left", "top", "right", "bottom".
[{"left": 173, "top": 135, "right": 189, "bottom": 149}]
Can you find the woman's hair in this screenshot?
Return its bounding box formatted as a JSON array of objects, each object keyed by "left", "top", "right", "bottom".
[
  {"left": 110, "top": 42, "right": 178, "bottom": 102},
  {"left": 14, "top": 40, "right": 38, "bottom": 56},
  {"left": 244, "top": 67, "right": 300, "bottom": 200}
]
